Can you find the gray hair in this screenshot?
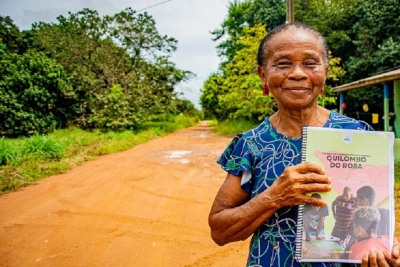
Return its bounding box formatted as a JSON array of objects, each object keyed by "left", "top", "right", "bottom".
[{"left": 257, "top": 23, "right": 329, "bottom": 67}]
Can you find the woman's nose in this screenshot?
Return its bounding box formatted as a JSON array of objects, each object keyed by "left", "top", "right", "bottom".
[{"left": 288, "top": 64, "right": 307, "bottom": 80}]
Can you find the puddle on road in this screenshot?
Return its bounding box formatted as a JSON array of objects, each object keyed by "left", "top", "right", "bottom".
[
  {"left": 166, "top": 150, "right": 192, "bottom": 158},
  {"left": 164, "top": 150, "right": 192, "bottom": 164}
]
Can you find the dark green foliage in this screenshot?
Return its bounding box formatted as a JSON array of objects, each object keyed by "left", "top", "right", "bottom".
[
  {"left": 345, "top": 0, "right": 400, "bottom": 81},
  {"left": 202, "top": 0, "right": 400, "bottom": 120},
  {"left": 88, "top": 84, "right": 142, "bottom": 131},
  {"left": 0, "top": 16, "right": 25, "bottom": 53},
  {"left": 26, "top": 8, "right": 193, "bottom": 130},
  {"left": 0, "top": 43, "right": 74, "bottom": 135},
  {"left": 200, "top": 73, "right": 225, "bottom": 119},
  {"left": 172, "top": 98, "right": 202, "bottom": 118},
  {"left": 211, "top": 0, "right": 285, "bottom": 61},
  {"left": 0, "top": 8, "right": 197, "bottom": 135}
]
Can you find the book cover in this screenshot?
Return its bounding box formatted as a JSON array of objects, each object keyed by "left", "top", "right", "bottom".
[{"left": 295, "top": 127, "right": 395, "bottom": 264}]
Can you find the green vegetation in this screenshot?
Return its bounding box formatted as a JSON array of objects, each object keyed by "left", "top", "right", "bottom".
[
  {"left": 0, "top": 115, "right": 197, "bottom": 193},
  {"left": 212, "top": 119, "right": 258, "bottom": 136},
  {"left": 201, "top": 0, "right": 400, "bottom": 123},
  {"left": 0, "top": 9, "right": 197, "bottom": 135}
]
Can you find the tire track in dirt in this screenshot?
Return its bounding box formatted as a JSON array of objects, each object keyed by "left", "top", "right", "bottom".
[{"left": 0, "top": 121, "right": 249, "bottom": 267}]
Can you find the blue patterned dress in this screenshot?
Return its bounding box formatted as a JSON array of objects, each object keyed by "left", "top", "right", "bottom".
[{"left": 217, "top": 111, "right": 373, "bottom": 267}]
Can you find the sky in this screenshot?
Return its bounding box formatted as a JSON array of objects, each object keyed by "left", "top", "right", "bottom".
[{"left": 0, "top": 0, "right": 230, "bottom": 108}]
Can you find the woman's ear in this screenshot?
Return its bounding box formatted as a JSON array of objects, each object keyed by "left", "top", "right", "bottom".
[
  {"left": 258, "top": 66, "right": 266, "bottom": 80},
  {"left": 354, "top": 225, "right": 368, "bottom": 239}
]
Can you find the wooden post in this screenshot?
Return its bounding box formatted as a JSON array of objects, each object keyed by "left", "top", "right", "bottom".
[
  {"left": 286, "top": 0, "right": 294, "bottom": 23},
  {"left": 384, "top": 82, "right": 390, "bottom": 132},
  {"left": 393, "top": 79, "right": 400, "bottom": 137}
]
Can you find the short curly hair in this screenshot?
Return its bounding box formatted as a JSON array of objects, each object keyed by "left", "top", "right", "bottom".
[{"left": 353, "top": 206, "right": 380, "bottom": 235}]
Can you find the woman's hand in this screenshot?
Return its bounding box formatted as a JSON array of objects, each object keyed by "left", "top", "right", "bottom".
[
  {"left": 361, "top": 239, "right": 400, "bottom": 267},
  {"left": 267, "top": 162, "right": 331, "bottom": 208}
]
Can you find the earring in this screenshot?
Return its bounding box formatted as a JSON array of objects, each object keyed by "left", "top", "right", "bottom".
[{"left": 262, "top": 84, "right": 269, "bottom": 96}]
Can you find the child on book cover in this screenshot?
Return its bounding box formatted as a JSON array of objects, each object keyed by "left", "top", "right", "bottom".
[
  {"left": 304, "top": 193, "right": 329, "bottom": 242},
  {"left": 348, "top": 206, "right": 390, "bottom": 260}
]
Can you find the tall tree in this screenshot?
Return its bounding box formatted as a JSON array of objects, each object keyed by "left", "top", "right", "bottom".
[
  {"left": 0, "top": 43, "right": 74, "bottom": 135},
  {"left": 211, "top": 0, "right": 285, "bottom": 62},
  {"left": 0, "top": 16, "right": 24, "bottom": 53},
  {"left": 27, "top": 8, "right": 191, "bottom": 130},
  {"left": 345, "top": 0, "right": 400, "bottom": 81},
  {"left": 205, "top": 0, "right": 400, "bottom": 119}
]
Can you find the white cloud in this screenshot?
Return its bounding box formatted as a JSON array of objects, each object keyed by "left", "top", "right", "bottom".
[{"left": 0, "top": 0, "right": 230, "bottom": 108}]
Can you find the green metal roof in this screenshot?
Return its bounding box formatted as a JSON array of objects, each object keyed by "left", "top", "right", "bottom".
[{"left": 333, "top": 68, "right": 400, "bottom": 92}]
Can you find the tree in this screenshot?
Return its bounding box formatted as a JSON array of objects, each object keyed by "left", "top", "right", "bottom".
[
  {"left": 200, "top": 72, "right": 227, "bottom": 119},
  {"left": 207, "top": 0, "right": 400, "bottom": 119},
  {"left": 27, "top": 8, "right": 192, "bottom": 130},
  {"left": 201, "top": 2, "right": 347, "bottom": 121},
  {"left": 0, "top": 16, "right": 24, "bottom": 54},
  {"left": 211, "top": 0, "right": 285, "bottom": 62},
  {"left": 345, "top": 0, "right": 400, "bottom": 81},
  {"left": 0, "top": 43, "right": 74, "bottom": 135},
  {"left": 88, "top": 84, "right": 140, "bottom": 131},
  {"left": 202, "top": 24, "right": 275, "bottom": 121}
]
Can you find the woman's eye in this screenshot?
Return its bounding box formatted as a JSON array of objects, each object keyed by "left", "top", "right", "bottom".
[
  {"left": 304, "top": 61, "right": 319, "bottom": 67},
  {"left": 275, "top": 62, "right": 292, "bottom": 68}
]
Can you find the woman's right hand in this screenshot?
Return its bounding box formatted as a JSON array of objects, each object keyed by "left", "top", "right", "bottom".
[
  {"left": 267, "top": 162, "right": 331, "bottom": 208},
  {"left": 209, "top": 162, "right": 331, "bottom": 245}
]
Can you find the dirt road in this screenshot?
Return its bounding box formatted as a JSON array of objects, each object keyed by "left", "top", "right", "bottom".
[{"left": 0, "top": 122, "right": 249, "bottom": 267}]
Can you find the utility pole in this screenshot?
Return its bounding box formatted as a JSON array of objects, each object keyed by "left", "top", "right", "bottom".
[{"left": 286, "top": 0, "right": 294, "bottom": 23}]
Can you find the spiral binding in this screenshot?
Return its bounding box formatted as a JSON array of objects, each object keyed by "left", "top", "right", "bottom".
[
  {"left": 300, "top": 126, "right": 308, "bottom": 164},
  {"left": 295, "top": 205, "right": 304, "bottom": 260},
  {"left": 295, "top": 126, "right": 308, "bottom": 260}
]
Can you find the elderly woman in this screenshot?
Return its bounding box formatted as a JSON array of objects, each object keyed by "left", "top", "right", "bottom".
[{"left": 208, "top": 23, "right": 399, "bottom": 267}]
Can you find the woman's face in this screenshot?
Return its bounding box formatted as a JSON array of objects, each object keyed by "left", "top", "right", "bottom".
[{"left": 258, "top": 28, "right": 328, "bottom": 110}]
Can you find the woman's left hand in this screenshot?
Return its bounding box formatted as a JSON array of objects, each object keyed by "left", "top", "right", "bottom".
[{"left": 361, "top": 239, "right": 400, "bottom": 267}]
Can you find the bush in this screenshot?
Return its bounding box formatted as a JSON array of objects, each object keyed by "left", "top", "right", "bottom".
[
  {"left": 0, "top": 137, "right": 16, "bottom": 165},
  {"left": 22, "top": 135, "right": 64, "bottom": 160},
  {"left": 0, "top": 46, "right": 74, "bottom": 135}
]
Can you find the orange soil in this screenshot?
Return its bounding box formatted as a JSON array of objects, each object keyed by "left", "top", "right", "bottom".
[{"left": 0, "top": 122, "right": 249, "bottom": 267}]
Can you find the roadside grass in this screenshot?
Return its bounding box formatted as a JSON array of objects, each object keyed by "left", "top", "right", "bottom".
[
  {"left": 212, "top": 119, "right": 258, "bottom": 136},
  {"left": 213, "top": 120, "right": 400, "bottom": 236},
  {"left": 0, "top": 115, "right": 198, "bottom": 194}
]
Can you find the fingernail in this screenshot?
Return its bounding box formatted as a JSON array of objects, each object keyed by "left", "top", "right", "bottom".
[{"left": 383, "top": 250, "right": 389, "bottom": 256}]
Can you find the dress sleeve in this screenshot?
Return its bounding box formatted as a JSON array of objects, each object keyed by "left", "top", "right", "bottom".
[
  {"left": 217, "top": 133, "right": 253, "bottom": 192},
  {"left": 357, "top": 120, "right": 375, "bottom": 131}
]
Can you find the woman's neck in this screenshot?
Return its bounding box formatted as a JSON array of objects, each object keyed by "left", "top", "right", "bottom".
[{"left": 269, "top": 105, "right": 330, "bottom": 138}]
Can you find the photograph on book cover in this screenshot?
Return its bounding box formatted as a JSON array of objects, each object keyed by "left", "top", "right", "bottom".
[{"left": 296, "top": 127, "right": 395, "bottom": 264}]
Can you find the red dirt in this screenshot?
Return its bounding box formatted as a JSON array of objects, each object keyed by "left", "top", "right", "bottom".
[{"left": 0, "top": 122, "right": 249, "bottom": 267}]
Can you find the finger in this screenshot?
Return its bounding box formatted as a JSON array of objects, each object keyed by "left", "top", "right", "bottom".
[
  {"left": 361, "top": 252, "right": 369, "bottom": 267},
  {"left": 298, "top": 194, "right": 328, "bottom": 207},
  {"left": 303, "top": 182, "right": 332, "bottom": 193},
  {"left": 392, "top": 238, "right": 400, "bottom": 258},
  {"left": 385, "top": 250, "right": 400, "bottom": 266},
  {"left": 376, "top": 251, "right": 389, "bottom": 267},
  {"left": 296, "top": 183, "right": 332, "bottom": 199},
  {"left": 297, "top": 162, "right": 326, "bottom": 175},
  {"left": 368, "top": 250, "right": 379, "bottom": 267},
  {"left": 385, "top": 257, "right": 400, "bottom": 267},
  {"left": 300, "top": 172, "right": 332, "bottom": 186}
]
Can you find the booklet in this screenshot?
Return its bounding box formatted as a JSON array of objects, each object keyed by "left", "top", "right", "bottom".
[{"left": 295, "top": 127, "right": 395, "bottom": 264}]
